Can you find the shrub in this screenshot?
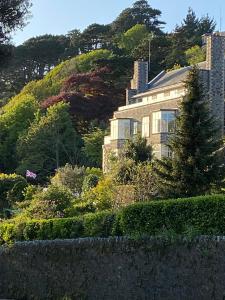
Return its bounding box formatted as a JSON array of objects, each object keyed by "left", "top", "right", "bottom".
[
  {"left": 66, "top": 201, "right": 96, "bottom": 217},
  {"left": 0, "top": 211, "right": 115, "bottom": 244},
  {"left": 26, "top": 185, "right": 74, "bottom": 219},
  {"left": 0, "top": 173, "right": 28, "bottom": 213},
  {"left": 116, "top": 194, "right": 225, "bottom": 236},
  {"left": 51, "top": 164, "right": 86, "bottom": 196},
  {"left": 82, "top": 177, "right": 115, "bottom": 211},
  {"left": 82, "top": 174, "right": 99, "bottom": 193},
  {"left": 1, "top": 194, "right": 225, "bottom": 244}
]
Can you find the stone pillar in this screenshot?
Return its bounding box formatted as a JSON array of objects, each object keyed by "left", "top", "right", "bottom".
[{"left": 205, "top": 33, "right": 225, "bottom": 135}]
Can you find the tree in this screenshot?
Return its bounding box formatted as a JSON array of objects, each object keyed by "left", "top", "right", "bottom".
[
  {"left": 0, "top": 34, "right": 70, "bottom": 101},
  {"left": 79, "top": 23, "right": 112, "bottom": 52},
  {"left": 41, "top": 66, "right": 126, "bottom": 133},
  {"left": 0, "top": 0, "right": 31, "bottom": 63},
  {"left": 0, "top": 0, "right": 31, "bottom": 42},
  {"left": 111, "top": 0, "right": 165, "bottom": 34},
  {"left": 122, "top": 134, "right": 152, "bottom": 163},
  {"left": 132, "top": 34, "right": 171, "bottom": 78},
  {"left": 165, "top": 8, "right": 215, "bottom": 68},
  {"left": 154, "top": 67, "right": 225, "bottom": 198},
  {"left": 185, "top": 45, "right": 205, "bottom": 66},
  {"left": 118, "top": 24, "right": 149, "bottom": 53},
  {"left": 0, "top": 93, "right": 38, "bottom": 172},
  {"left": 16, "top": 102, "right": 83, "bottom": 181},
  {"left": 82, "top": 127, "right": 105, "bottom": 168}
]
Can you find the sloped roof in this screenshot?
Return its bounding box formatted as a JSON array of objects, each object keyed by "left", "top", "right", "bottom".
[
  {"left": 132, "top": 61, "right": 208, "bottom": 99},
  {"left": 147, "top": 62, "right": 208, "bottom": 91},
  {"left": 148, "top": 66, "right": 191, "bottom": 90}
]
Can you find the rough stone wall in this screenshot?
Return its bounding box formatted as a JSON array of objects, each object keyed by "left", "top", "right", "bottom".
[
  {"left": 0, "top": 237, "right": 225, "bottom": 300},
  {"left": 206, "top": 34, "right": 225, "bottom": 134}
]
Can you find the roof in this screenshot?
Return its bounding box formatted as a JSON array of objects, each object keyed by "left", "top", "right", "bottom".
[
  {"left": 133, "top": 61, "right": 208, "bottom": 98},
  {"left": 148, "top": 66, "right": 191, "bottom": 90}
]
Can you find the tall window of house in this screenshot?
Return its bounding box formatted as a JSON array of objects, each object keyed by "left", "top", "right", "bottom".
[
  {"left": 142, "top": 116, "right": 150, "bottom": 137},
  {"left": 161, "top": 144, "right": 172, "bottom": 158},
  {"left": 133, "top": 121, "right": 139, "bottom": 135},
  {"left": 152, "top": 111, "right": 176, "bottom": 134},
  {"left": 152, "top": 112, "right": 161, "bottom": 134},
  {"left": 111, "top": 120, "right": 118, "bottom": 139}
]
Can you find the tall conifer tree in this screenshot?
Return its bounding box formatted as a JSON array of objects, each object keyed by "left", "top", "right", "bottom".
[{"left": 154, "top": 67, "right": 224, "bottom": 198}]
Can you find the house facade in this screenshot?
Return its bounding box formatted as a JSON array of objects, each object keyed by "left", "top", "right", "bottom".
[{"left": 103, "top": 33, "right": 225, "bottom": 171}]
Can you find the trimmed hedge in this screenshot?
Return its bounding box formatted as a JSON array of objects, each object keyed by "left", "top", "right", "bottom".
[
  {"left": 116, "top": 194, "right": 225, "bottom": 236},
  {"left": 0, "top": 211, "right": 116, "bottom": 244},
  {"left": 1, "top": 194, "right": 225, "bottom": 243}
]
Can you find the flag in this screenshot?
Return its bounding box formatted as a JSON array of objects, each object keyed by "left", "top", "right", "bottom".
[{"left": 26, "top": 170, "right": 37, "bottom": 179}]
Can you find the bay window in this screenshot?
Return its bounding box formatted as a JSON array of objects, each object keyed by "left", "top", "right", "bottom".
[{"left": 152, "top": 111, "right": 176, "bottom": 134}]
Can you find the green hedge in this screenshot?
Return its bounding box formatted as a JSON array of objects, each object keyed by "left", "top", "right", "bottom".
[
  {"left": 116, "top": 194, "right": 225, "bottom": 236},
  {"left": 1, "top": 194, "right": 225, "bottom": 243},
  {"left": 0, "top": 211, "right": 116, "bottom": 244}
]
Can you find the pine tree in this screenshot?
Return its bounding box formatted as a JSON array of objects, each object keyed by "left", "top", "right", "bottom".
[{"left": 154, "top": 67, "right": 225, "bottom": 198}]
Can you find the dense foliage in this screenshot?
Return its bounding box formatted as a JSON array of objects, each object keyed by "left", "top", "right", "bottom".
[{"left": 1, "top": 194, "right": 225, "bottom": 243}]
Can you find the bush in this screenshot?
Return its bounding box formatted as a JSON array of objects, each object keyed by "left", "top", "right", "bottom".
[
  {"left": 1, "top": 194, "right": 225, "bottom": 243},
  {"left": 26, "top": 185, "right": 74, "bottom": 219},
  {"left": 66, "top": 201, "right": 96, "bottom": 217},
  {"left": 116, "top": 194, "right": 225, "bottom": 236},
  {"left": 51, "top": 164, "right": 86, "bottom": 196},
  {"left": 82, "top": 174, "right": 99, "bottom": 193},
  {"left": 0, "top": 211, "right": 115, "bottom": 244},
  {"left": 0, "top": 173, "right": 28, "bottom": 213},
  {"left": 82, "top": 177, "right": 115, "bottom": 211}
]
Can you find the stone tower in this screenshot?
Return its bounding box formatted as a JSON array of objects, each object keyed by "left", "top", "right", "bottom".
[{"left": 204, "top": 32, "right": 225, "bottom": 134}]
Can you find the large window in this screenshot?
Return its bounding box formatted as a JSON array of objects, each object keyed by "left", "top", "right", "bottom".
[
  {"left": 152, "top": 111, "right": 176, "bottom": 134},
  {"left": 111, "top": 119, "right": 131, "bottom": 140},
  {"left": 142, "top": 116, "right": 150, "bottom": 137}
]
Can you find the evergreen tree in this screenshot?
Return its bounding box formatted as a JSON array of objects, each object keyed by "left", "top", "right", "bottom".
[
  {"left": 111, "top": 0, "right": 165, "bottom": 34},
  {"left": 122, "top": 134, "right": 152, "bottom": 163},
  {"left": 154, "top": 67, "right": 224, "bottom": 198},
  {"left": 165, "top": 8, "right": 215, "bottom": 67}
]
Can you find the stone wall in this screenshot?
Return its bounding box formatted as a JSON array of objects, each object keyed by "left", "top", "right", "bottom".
[{"left": 0, "top": 237, "right": 225, "bottom": 300}]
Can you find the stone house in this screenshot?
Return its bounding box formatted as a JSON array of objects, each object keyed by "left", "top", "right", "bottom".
[{"left": 103, "top": 33, "right": 225, "bottom": 171}]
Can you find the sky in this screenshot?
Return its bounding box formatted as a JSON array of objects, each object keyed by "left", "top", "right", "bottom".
[{"left": 12, "top": 0, "right": 225, "bottom": 45}]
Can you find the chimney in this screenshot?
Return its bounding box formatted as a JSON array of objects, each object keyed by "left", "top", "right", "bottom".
[
  {"left": 204, "top": 32, "right": 225, "bottom": 135},
  {"left": 126, "top": 60, "right": 149, "bottom": 105}
]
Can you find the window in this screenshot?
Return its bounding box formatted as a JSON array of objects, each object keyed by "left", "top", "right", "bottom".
[
  {"left": 133, "top": 121, "right": 139, "bottom": 135},
  {"left": 111, "top": 120, "right": 117, "bottom": 139},
  {"left": 175, "top": 88, "right": 184, "bottom": 96},
  {"left": 161, "top": 144, "right": 172, "bottom": 158},
  {"left": 152, "top": 111, "right": 161, "bottom": 134},
  {"left": 152, "top": 111, "right": 176, "bottom": 134},
  {"left": 164, "top": 91, "right": 170, "bottom": 97},
  {"left": 142, "top": 116, "right": 150, "bottom": 137}
]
